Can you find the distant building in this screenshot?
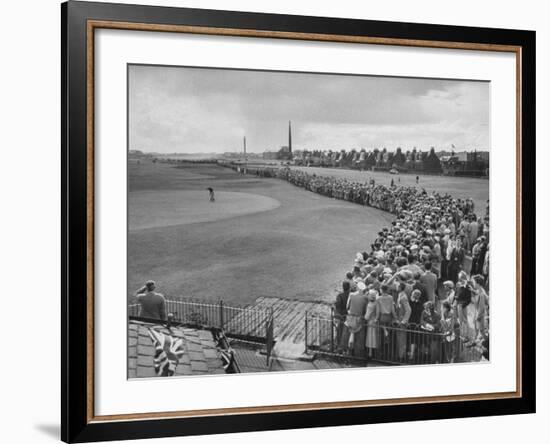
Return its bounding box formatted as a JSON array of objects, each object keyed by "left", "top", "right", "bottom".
[
  {"left": 277, "top": 145, "right": 292, "bottom": 160},
  {"left": 440, "top": 150, "right": 489, "bottom": 177},
  {"left": 223, "top": 152, "right": 243, "bottom": 158},
  {"left": 455, "top": 152, "right": 468, "bottom": 162},
  {"left": 468, "top": 151, "right": 490, "bottom": 162},
  {"left": 262, "top": 151, "right": 278, "bottom": 160}
]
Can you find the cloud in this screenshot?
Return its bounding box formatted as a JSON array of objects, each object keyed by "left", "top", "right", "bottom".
[{"left": 129, "top": 65, "right": 489, "bottom": 153}]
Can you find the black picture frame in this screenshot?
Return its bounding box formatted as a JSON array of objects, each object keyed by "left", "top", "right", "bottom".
[{"left": 62, "top": 1, "right": 536, "bottom": 442}]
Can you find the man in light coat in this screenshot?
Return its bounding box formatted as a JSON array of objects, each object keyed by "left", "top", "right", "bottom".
[{"left": 420, "top": 261, "right": 438, "bottom": 304}]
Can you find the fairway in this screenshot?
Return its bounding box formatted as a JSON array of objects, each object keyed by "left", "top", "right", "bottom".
[{"left": 128, "top": 161, "right": 395, "bottom": 306}]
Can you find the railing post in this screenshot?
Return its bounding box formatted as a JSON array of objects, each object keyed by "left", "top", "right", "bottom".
[
  {"left": 266, "top": 307, "right": 273, "bottom": 367},
  {"left": 330, "top": 307, "right": 335, "bottom": 353},
  {"left": 304, "top": 312, "right": 308, "bottom": 353},
  {"left": 219, "top": 300, "right": 224, "bottom": 330}
]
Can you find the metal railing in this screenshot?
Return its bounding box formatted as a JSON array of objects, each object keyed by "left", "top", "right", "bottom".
[
  {"left": 129, "top": 298, "right": 274, "bottom": 348},
  {"left": 305, "top": 312, "right": 484, "bottom": 365}
]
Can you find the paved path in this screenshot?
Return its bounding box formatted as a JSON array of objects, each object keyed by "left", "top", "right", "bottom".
[{"left": 228, "top": 296, "right": 332, "bottom": 359}]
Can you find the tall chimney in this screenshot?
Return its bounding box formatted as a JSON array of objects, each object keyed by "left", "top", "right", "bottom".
[
  {"left": 243, "top": 136, "right": 246, "bottom": 156},
  {"left": 288, "top": 121, "right": 292, "bottom": 154}
]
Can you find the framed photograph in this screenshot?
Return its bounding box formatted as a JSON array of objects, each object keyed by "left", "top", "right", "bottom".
[{"left": 62, "top": 1, "right": 536, "bottom": 442}]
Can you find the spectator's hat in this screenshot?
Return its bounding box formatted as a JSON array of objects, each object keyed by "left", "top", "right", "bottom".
[{"left": 399, "top": 270, "right": 413, "bottom": 281}]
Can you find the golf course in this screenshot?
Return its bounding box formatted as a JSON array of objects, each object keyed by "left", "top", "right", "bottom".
[{"left": 128, "top": 161, "right": 488, "bottom": 307}]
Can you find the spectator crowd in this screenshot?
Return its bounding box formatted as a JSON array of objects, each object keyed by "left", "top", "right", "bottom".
[{"left": 250, "top": 166, "right": 491, "bottom": 363}]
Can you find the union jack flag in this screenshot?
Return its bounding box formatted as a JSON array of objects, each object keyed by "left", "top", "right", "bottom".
[
  {"left": 212, "top": 328, "right": 238, "bottom": 373},
  {"left": 148, "top": 328, "right": 186, "bottom": 376}
]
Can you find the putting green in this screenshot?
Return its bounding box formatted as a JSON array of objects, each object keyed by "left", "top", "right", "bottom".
[{"left": 129, "top": 190, "right": 281, "bottom": 231}]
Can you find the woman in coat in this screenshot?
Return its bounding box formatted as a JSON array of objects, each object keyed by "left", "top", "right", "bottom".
[
  {"left": 344, "top": 282, "right": 369, "bottom": 358},
  {"left": 420, "top": 301, "right": 442, "bottom": 363},
  {"left": 395, "top": 282, "right": 412, "bottom": 361},
  {"left": 431, "top": 237, "right": 443, "bottom": 280},
  {"left": 440, "top": 301, "right": 459, "bottom": 363},
  {"left": 471, "top": 274, "right": 489, "bottom": 338},
  {"left": 364, "top": 290, "right": 380, "bottom": 357},
  {"left": 447, "top": 237, "right": 465, "bottom": 283},
  {"left": 407, "top": 289, "right": 424, "bottom": 362}
]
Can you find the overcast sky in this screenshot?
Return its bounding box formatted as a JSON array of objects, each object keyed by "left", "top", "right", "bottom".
[{"left": 128, "top": 64, "right": 489, "bottom": 154}]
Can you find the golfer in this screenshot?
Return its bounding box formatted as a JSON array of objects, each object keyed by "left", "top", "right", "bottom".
[{"left": 207, "top": 187, "right": 215, "bottom": 202}]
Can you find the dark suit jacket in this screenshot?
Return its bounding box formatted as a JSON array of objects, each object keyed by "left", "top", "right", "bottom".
[{"left": 335, "top": 291, "right": 350, "bottom": 317}]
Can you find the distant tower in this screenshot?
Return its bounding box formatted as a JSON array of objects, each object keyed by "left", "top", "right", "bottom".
[
  {"left": 288, "top": 121, "right": 292, "bottom": 156},
  {"left": 243, "top": 136, "right": 247, "bottom": 157}
]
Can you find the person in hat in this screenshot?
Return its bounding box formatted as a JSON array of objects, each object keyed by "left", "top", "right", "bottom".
[
  {"left": 446, "top": 236, "right": 465, "bottom": 283},
  {"left": 395, "top": 282, "right": 412, "bottom": 360},
  {"left": 441, "top": 280, "right": 455, "bottom": 310},
  {"left": 458, "top": 217, "right": 470, "bottom": 247},
  {"left": 471, "top": 236, "right": 488, "bottom": 275},
  {"left": 455, "top": 272, "right": 475, "bottom": 341},
  {"left": 420, "top": 261, "right": 438, "bottom": 304},
  {"left": 334, "top": 281, "right": 351, "bottom": 349},
  {"left": 407, "top": 289, "right": 425, "bottom": 361},
  {"left": 440, "top": 301, "right": 458, "bottom": 363},
  {"left": 420, "top": 301, "right": 442, "bottom": 363},
  {"left": 432, "top": 235, "right": 443, "bottom": 279},
  {"left": 364, "top": 290, "right": 380, "bottom": 356},
  {"left": 405, "top": 253, "right": 423, "bottom": 276},
  {"left": 483, "top": 245, "right": 490, "bottom": 286},
  {"left": 345, "top": 281, "right": 368, "bottom": 357},
  {"left": 134, "top": 280, "right": 166, "bottom": 320},
  {"left": 376, "top": 284, "right": 396, "bottom": 348},
  {"left": 468, "top": 215, "right": 479, "bottom": 252},
  {"left": 471, "top": 274, "right": 489, "bottom": 338}
]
